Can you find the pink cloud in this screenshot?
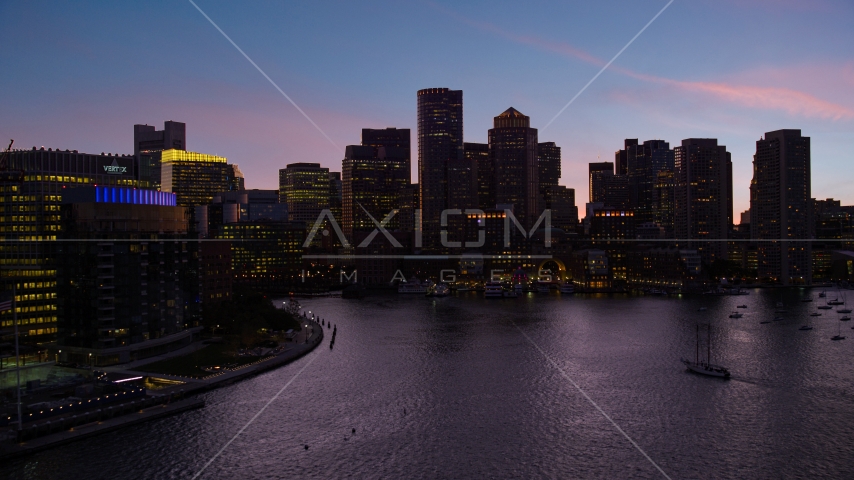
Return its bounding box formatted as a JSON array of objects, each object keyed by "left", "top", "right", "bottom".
[{"left": 431, "top": 3, "right": 854, "bottom": 121}]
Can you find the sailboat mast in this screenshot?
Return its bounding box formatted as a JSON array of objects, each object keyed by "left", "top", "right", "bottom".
[
  {"left": 696, "top": 324, "right": 699, "bottom": 364},
  {"left": 707, "top": 323, "right": 712, "bottom": 364}
]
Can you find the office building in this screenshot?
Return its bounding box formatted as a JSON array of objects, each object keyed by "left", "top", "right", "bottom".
[
  {"left": 134, "top": 121, "right": 186, "bottom": 189},
  {"left": 56, "top": 186, "right": 200, "bottom": 365},
  {"left": 626, "top": 140, "right": 674, "bottom": 225},
  {"left": 0, "top": 148, "right": 140, "bottom": 345},
  {"left": 465, "top": 142, "right": 491, "bottom": 210},
  {"left": 278, "top": 163, "right": 330, "bottom": 224},
  {"left": 589, "top": 162, "right": 614, "bottom": 203},
  {"left": 217, "top": 221, "right": 305, "bottom": 293},
  {"left": 750, "top": 129, "right": 812, "bottom": 284},
  {"left": 489, "top": 108, "right": 539, "bottom": 228},
  {"left": 361, "top": 128, "right": 411, "bottom": 177},
  {"left": 342, "top": 144, "right": 409, "bottom": 238},
  {"left": 417, "top": 88, "right": 463, "bottom": 250},
  {"left": 197, "top": 189, "right": 287, "bottom": 238},
  {"left": 654, "top": 170, "right": 676, "bottom": 238},
  {"left": 615, "top": 139, "right": 637, "bottom": 176},
  {"left": 674, "top": 138, "right": 733, "bottom": 264},
  {"left": 160, "top": 149, "right": 234, "bottom": 208}
]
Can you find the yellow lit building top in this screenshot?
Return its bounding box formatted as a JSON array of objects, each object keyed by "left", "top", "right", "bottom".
[{"left": 161, "top": 149, "right": 227, "bottom": 164}]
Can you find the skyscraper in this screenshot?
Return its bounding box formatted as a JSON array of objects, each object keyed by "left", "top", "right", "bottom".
[
  {"left": 278, "top": 163, "right": 331, "bottom": 224},
  {"left": 361, "top": 127, "right": 411, "bottom": 176},
  {"left": 342, "top": 144, "right": 409, "bottom": 238},
  {"left": 674, "top": 138, "right": 733, "bottom": 264},
  {"left": 417, "top": 88, "right": 463, "bottom": 249},
  {"left": 466, "top": 142, "right": 491, "bottom": 210},
  {"left": 615, "top": 139, "right": 637, "bottom": 176},
  {"left": 489, "top": 107, "right": 539, "bottom": 228},
  {"left": 750, "top": 129, "right": 812, "bottom": 285},
  {"left": 134, "top": 121, "right": 186, "bottom": 189},
  {"left": 0, "top": 148, "right": 140, "bottom": 345},
  {"left": 160, "top": 149, "right": 234, "bottom": 208},
  {"left": 589, "top": 162, "right": 614, "bottom": 203},
  {"left": 626, "top": 140, "right": 675, "bottom": 225}
]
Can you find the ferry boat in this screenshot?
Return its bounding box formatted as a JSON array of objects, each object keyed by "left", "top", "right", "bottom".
[
  {"left": 682, "top": 323, "right": 730, "bottom": 378},
  {"left": 426, "top": 283, "right": 450, "bottom": 297},
  {"left": 559, "top": 283, "right": 575, "bottom": 294},
  {"left": 398, "top": 278, "right": 431, "bottom": 294},
  {"left": 484, "top": 281, "right": 504, "bottom": 298}
]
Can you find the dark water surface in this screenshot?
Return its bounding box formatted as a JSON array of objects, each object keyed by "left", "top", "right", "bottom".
[{"left": 4, "top": 289, "right": 854, "bottom": 479}]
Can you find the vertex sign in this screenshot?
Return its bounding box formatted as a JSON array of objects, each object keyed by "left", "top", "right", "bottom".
[{"left": 100, "top": 159, "right": 129, "bottom": 175}]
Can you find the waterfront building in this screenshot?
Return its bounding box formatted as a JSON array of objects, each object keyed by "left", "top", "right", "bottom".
[
  {"left": 0, "top": 148, "right": 141, "bottom": 345},
  {"left": 217, "top": 221, "right": 305, "bottom": 293},
  {"left": 626, "top": 246, "right": 701, "bottom": 289},
  {"left": 489, "top": 108, "right": 539, "bottom": 228},
  {"left": 538, "top": 142, "right": 561, "bottom": 205},
  {"left": 569, "top": 249, "right": 611, "bottom": 291},
  {"left": 750, "top": 129, "right": 812, "bottom": 285},
  {"left": 418, "top": 88, "right": 463, "bottom": 250},
  {"left": 544, "top": 185, "right": 578, "bottom": 232},
  {"left": 199, "top": 240, "right": 232, "bottom": 305},
  {"left": 159, "top": 149, "right": 234, "bottom": 208},
  {"left": 278, "top": 163, "right": 330, "bottom": 224},
  {"left": 134, "top": 121, "right": 186, "bottom": 189},
  {"left": 56, "top": 186, "right": 200, "bottom": 366},
  {"left": 674, "top": 138, "right": 733, "bottom": 264}
]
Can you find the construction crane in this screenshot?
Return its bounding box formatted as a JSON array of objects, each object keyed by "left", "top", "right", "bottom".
[{"left": 0, "top": 139, "right": 24, "bottom": 183}]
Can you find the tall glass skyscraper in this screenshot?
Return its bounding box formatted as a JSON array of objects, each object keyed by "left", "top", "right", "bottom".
[{"left": 417, "top": 88, "right": 463, "bottom": 250}]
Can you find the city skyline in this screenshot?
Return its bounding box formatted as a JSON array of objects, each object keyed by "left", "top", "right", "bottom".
[{"left": 2, "top": 1, "right": 853, "bottom": 215}]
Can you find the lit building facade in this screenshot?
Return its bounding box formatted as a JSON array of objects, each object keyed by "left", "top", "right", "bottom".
[
  {"left": 750, "top": 129, "right": 812, "bottom": 285},
  {"left": 674, "top": 138, "right": 733, "bottom": 264},
  {"left": 160, "top": 149, "right": 234, "bottom": 208},
  {"left": 218, "top": 221, "right": 305, "bottom": 293},
  {"left": 1, "top": 148, "right": 140, "bottom": 345},
  {"left": 489, "top": 108, "right": 539, "bottom": 228},
  {"left": 417, "top": 88, "right": 463, "bottom": 250},
  {"left": 134, "top": 121, "right": 186, "bottom": 189},
  {"left": 278, "top": 163, "right": 330, "bottom": 224},
  {"left": 342, "top": 143, "right": 409, "bottom": 239}
]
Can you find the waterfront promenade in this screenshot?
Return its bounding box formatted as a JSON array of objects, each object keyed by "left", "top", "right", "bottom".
[{"left": 0, "top": 319, "right": 324, "bottom": 461}]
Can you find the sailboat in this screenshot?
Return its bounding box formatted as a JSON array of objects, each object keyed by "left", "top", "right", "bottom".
[
  {"left": 832, "top": 319, "right": 846, "bottom": 341},
  {"left": 800, "top": 314, "right": 814, "bottom": 331},
  {"left": 681, "top": 323, "right": 731, "bottom": 378}
]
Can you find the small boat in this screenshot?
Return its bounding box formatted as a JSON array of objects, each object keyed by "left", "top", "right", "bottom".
[
  {"left": 514, "top": 283, "right": 524, "bottom": 294},
  {"left": 698, "top": 307, "right": 708, "bottom": 312},
  {"left": 398, "top": 277, "right": 431, "bottom": 294},
  {"left": 828, "top": 300, "right": 844, "bottom": 305},
  {"left": 681, "top": 323, "right": 730, "bottom": 379},
  {"left": 840, "top": 316, "right": 852, "bottom": 321},
  {"left": 773, "top": 316, "right": 784, "bottom": 321},
  {"left": 831, "top": 335, "right": 846, "bottom": 341},
  {"left": 810, "top": 312, "right": 822, "bottom": 317},
  {"left": 776, "top": 301, "right": 784, "bottom": 308},
  {"left": 760, "top": 320, "right": 771, "bottom": 324},
  {"left": 819, "top": 290, "right": 826, "bottom": 298},
  {"left": 737, "top": 305, "right": 747, "bottom": 309},
  {"left": 729, "top": 311, "right": 743, "bottom": 319},
  {"left": 802, "top": 297, "right": 813, "bottom": 302},
  {"left": 426, "top": 283, "right": 450, "bottom": 297},
  {"left": 484, "top": 281, "right": 504, "bottom": 298},
  {"left": 837, "top": 308, "right": 852, "bottom": 313},
  {"left": 799, "top": 325, "right": 813, "bottom": 331},
  {"left": 559, "top": 283, "right": 575, "bottom": 294},
  {"left": 817, "top": 305, "right": 833, "bottom": 310},
  {"left": 502, "top": 289, "right": 518, "bottom": 298}
]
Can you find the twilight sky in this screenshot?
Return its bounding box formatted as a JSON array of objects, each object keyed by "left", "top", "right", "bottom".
[{"left": 1, "top": 0, "right": 853, "bottom": 215}]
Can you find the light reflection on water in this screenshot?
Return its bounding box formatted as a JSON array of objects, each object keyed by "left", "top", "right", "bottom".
[{"left": 4, "top": 289, "right": 854, "bottom": 479}]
